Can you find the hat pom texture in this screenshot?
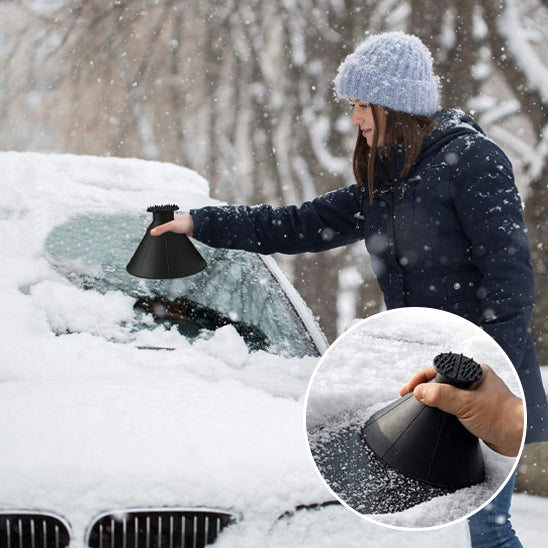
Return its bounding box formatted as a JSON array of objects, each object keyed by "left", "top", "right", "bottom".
[{"left": 335, "top": 32, "right": 440, "bottom": 117}]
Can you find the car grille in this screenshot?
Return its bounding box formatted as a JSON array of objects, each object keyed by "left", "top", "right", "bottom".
[
  {"left": 86, "top": 509, "right": 239, "bottom": 548},
  {"left": 0, "top": 512, "right": 71, "bottom": 548}
]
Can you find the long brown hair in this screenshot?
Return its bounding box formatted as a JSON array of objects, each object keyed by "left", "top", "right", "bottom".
[{"left": 353, "top": 105, "right": 435, "bottom": 203}]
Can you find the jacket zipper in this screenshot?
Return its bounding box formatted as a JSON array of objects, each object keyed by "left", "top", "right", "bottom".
[
  {"left": 391, "top": 193, "right": 402, "bottom": 270},
  {"left": 355, "top": 186, "right": 367, "bottom": 229}
]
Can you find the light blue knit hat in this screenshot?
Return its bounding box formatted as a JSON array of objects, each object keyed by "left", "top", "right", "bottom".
[{"left": 334, "top": 32, "right": 440, "bottom": 117}]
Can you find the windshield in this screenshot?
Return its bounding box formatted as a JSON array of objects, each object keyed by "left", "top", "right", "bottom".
[{"left": 44, "top": 213, "right": 320, "bottom": 357}]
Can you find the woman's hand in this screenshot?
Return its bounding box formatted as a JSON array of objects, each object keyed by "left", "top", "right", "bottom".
[
  {"left": 150, "top": 213, "right": 194, "bottom": 237},
  {"left": 400, "top": 363, "right": 524, "bottom": 457}
]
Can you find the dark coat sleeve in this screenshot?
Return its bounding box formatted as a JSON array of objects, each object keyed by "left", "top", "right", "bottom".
[
  {"left": 451, "top": 136, "right": 535, "bottom": 368},
  {"left": 190, "top": 185, "right": 364, "bottom": 255}
]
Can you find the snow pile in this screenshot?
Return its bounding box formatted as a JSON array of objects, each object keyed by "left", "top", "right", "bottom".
[{"left": 306, "top": 308, "right": 523, "bottom": 528}]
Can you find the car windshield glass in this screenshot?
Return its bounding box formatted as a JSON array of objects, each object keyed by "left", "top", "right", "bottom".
[{"left": 44, "top": 213, "right": 319, "bottom": 357}]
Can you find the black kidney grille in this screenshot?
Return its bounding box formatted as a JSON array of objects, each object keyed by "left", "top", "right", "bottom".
[
  {"left": 0, "top": 512, "right": 71, "bottom": 548},
  {"left": 87, "top": 509, "right": 239, "bottom": 548}
]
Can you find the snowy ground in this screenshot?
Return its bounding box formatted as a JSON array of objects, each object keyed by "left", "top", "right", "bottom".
[
  {"left": 511, "top": 492, "right": 548, "bottom": 547},
  {"left": 306, "top": 307, "right": 523, "bottom": 529}
]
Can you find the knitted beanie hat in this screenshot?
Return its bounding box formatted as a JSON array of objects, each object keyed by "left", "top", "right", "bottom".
[{"left": 334, "top": 31, "right": 440, "bottom": 117}]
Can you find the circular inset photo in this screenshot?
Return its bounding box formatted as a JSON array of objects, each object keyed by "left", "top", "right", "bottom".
[{"left": 304, "top": 307, "right": 526, "bottom": 529}]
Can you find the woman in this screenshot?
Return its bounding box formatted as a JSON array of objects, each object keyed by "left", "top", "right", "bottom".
[{"left": 152, "top": 32, "right": 547, "bottom": 545}]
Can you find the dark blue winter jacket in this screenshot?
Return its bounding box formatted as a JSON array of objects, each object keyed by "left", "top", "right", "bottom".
[{"left": 191, "top": 109, "right": 548, "bottom": 443}]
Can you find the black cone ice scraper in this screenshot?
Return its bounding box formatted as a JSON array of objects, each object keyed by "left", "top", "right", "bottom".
[
  {"left": 126, "top": 204, "right": 206, "bottom": 279},
  {"left": 362, "top": 352, "right": 485, "bottom": 489}
]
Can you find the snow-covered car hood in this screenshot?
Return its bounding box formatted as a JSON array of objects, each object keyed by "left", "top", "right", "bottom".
[{"left": 0, "top": 152, "right": 472, "bottom": 547}]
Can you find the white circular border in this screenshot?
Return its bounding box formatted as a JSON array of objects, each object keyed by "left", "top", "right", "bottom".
[{"left": 303, "top": 307, "right": 527, "bottom": 532}]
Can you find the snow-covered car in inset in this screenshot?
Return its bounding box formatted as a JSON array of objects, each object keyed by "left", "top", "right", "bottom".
[{"left": 0, "top": 152, "right": 473, "bottom": 548}]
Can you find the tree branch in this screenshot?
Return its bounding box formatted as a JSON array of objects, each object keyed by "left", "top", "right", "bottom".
[{"left": 481, "top": 0, "right": 547, "bottom": 134}]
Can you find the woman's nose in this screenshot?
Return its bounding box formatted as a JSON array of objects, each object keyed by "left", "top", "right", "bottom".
[{"left": 351, "top": 106, "right": 361, "bottom": 125}]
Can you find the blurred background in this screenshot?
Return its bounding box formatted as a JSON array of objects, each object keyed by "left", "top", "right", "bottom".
[{"left": 1, "top": 0, "right": 547, "bottom": 495}]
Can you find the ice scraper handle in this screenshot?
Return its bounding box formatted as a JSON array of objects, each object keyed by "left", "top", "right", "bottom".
[
  {"left": 147, "top": 204, "right": 179, "bottom": 226},
  {"left": 432, "top": 352, "right": 482, "bottom": 389}
]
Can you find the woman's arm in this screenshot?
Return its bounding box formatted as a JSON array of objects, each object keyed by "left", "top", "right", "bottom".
[{"left": 154, "top": 184, "right": 365, "bottom": 255}]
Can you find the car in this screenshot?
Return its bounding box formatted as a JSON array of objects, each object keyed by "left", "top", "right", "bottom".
[{"left": 0, "top": 152, "right": 472, "bottom": 548}]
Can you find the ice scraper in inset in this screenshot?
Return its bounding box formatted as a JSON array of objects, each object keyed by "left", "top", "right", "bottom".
[{"left": 362, "top": 352, "right": 485, "bottom": 491}]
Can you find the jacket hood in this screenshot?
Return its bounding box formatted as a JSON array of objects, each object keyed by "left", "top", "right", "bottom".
[
  {"left": 432, "top": 108, "right": 484, "bottom": 134},
  {"left": 417, "top": 108, "right": 484, "bottom": 165}
]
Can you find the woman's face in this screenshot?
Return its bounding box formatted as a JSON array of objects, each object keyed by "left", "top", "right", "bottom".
[{"left": 350, "top": 99, "right": 386, "bottom": 147}]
